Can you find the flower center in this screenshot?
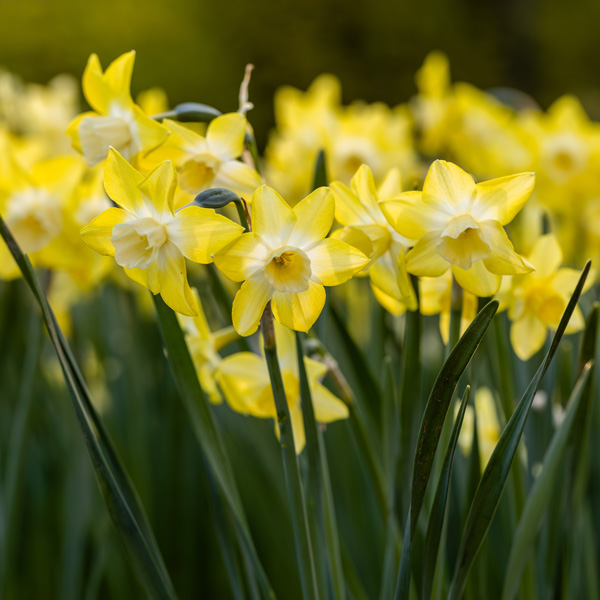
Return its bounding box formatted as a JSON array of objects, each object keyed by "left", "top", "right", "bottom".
[
  {"left": 179, "top": 154, "right": 220, "bottom": 194},
  {"left": 79, "top": 114, "right": 135, "bottom": 166},
  {"left": 436, "top": 214, "right": 490, "bottom": 270},
  {"left": 264, "top": 248, "right": 312, "bottom": 293},
  {"left": 112, "top": 217, "right": 167, "bottom": 270}
]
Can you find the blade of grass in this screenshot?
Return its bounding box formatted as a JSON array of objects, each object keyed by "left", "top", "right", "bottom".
[
  {"left": 448, "top": 260, "right": 592, "bottom": 600},
  {"left": 422, "top": 385, "right": 471, "bottom": 600},
  {"left": 0, "top": 217, "right": 178, "bottom": 599}
]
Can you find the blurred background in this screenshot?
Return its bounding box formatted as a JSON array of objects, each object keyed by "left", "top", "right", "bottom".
[{"left": 2, "top": 0, "right": 600, "bottom": 146}]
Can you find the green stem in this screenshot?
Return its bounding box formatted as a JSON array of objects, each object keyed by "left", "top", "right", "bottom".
[
  {"left": 261, "top": 306, "right": 319, "bottom": 600},
  {"left": 446, "top": 277, "right": 463, "bottom": 359}
]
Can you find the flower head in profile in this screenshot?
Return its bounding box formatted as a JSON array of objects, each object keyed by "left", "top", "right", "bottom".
[
  {"left": 216, "top": 322, "right": 348, "bottom": 453},
  {"left": 214, "top": 185, "right": 370, "bottom": 335},
  {"left": 380, "top": 160, "right": 535, "bottom": 297},
  {"left": 330, "top": 164, "right": 416, "bottom": 315},
  {"left": 67, "top": 51, "right": 168, "bottom": 166},
  {"left": 496, "top": 233, "right": 590, "bottom": 360},
  {"left": 80, "top": 149, "right": 243, "bottom": 316}
]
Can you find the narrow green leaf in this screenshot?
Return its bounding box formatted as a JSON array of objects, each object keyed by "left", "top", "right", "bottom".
[
  {"left": 422, "top": 385, "right": 471, "bottom": 600},
  {"left": 502, "top": 362, "right": 593, "bottom": 600},
  {"left": 449, "top": 260, "right": 592, "bottom": 600},
  {"left": 0, "top": 217, "right": 178, "bottom": 599},
  {"left": 313, "top": 149, "right": 328, "bottom": 189}
]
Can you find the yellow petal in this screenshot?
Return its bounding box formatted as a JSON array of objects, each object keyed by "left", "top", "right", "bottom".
[
  {"left": 138, "top": 160, "right": 177, "bottom": 216},
  {"left": 66, "top": 112, "right": 96, "bottom": 153},
  {"left": 163, "top": 118, "right": 207, "bottom": 153},
  {"left": 289, "top": 403, "right": 307, "bottom": 454},
  {"left": 103, "top": 51, "right": 136, "bottom": 106},
  {"left": 474, "top": 172, "right": 535, "bottom": 226},
  {"left": 480, "top": 220, "right": 534, "bottom": 275},
  {"left": 213, "top": 232, "right": 269, "bottom": 281},
  {"left": 124, "top": 266, "right": 149, "bottom": 289},
  {"left": 405, "top": 231, "right": 449, "bottom": 277},
  {"left": 511, "top": 312, "right": 547, "bottom": 361},
  {"left": 212, "top": 160, "right": 262, "bottom": 197},
  {"left": 306, "top": 238, "right": 369, "bottom": 286},
  {"left": 251, "top": 185, "right": 296, "bottom": 248},
  {"left": 311, "top": 384, "right": 349, "bottom": 422},
  {"left": 377, "top": 167, "right": 403, "bottom": 200},
  {"left": 104, "top": 148, "right": 146, "bottom": 215},
  {"left": 527, "top": 234, "right": 562, "bottom": 278},
  {"left": 330, "top": 226, "right": 374, "bottom": 259},
  {"left": 330, "top": 181, "right": 371, "bottom": 226},
  {"left": 156, "top": 243, "right": 198, "bottom": 316},
  {"left": 168, "top": 206, "right": 244, "bottom": 264},
  {"left": 232, "top": 271, "right": 273, "bottom": 336},
  {"left": 132, "top": 106, "right": 170, "bottom": 156},
  {"left": 80, "top": 207, "right": 130, "bottom": 256},
  {"left": 423, "top": 160, "right": 476, "bottom": 213},
  {"left": 288, "top": 187, "right": 334, "bottom": 247},
  {"left": 271, "top": 280, "right": 326, "bottom": 332},
  {"left": 206, "top": 113, "right": 246, "bottom": 160},
  {"left": 83, "top": 52, "right": 134, "bottom": 114},
  {"left": 371, "top": 284, "right": 406, "bottom": 316},
  {"left": 452, "top": 261, "right": 501, "bottom": 297},
  {"left": 350, "top": 164, "right": 385, "bottom": 223},
  {"left": 380, "top": 192, "right": 446, "bottom": 239},
  {"left": 369, "top": 253, "right": 400, "bottom": 300}
]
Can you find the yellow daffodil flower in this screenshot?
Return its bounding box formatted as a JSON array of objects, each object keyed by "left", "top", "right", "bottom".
[
  {"left": 215, "top": 322, "right": 348, "bottom": 453},
  {"left": 213, "top": 185, "right": 370, "bottom": 335},
  {"left": 147, "top": 113, "right": 262, "bottom": 198},
  {"left": 496, "top": 234, "right": 589, "bottom": 360},
  {"left": 80, "top": 149, "right": 244, "bottom": 316},
  {"left": 330, "top": 164, "right": 416, "bottom": 314},
  {"left": 67, "top": 52, "right": 168, "bottom": 166},
  {"left": 179, "top": 288, "right": 238, "bottom": 404},
  {"left": 380, "top": 160, "right": 535, "bottom": 297}
]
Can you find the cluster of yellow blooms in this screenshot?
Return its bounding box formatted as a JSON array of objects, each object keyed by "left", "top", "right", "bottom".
[{"left": 0, "top": 51, "right": 595, "bottom": 452}]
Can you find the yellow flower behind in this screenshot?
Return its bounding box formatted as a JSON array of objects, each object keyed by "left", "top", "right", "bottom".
[
  {"left": 380, "top": 160, "right": 535, "bottom": 297},
  {"left": 496, "top": 234, "right": 590, "bottom": 360},
  {"left": 330, "top": 164, "right": 416, "bottom": 314},
  {"left": 80, "top": 149, "right": 244, "bottom": 316},
  {"left": 214, "top": 185, "right": 370, "bottom": 336},
  {"left": 67, "top": 51, "right": 169, "bottom": 166},
  {"left": 215, "top": 323, "right": 348, "bottom": 453}
]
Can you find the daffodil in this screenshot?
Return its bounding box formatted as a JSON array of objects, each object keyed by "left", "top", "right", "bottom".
[
  {"left": 330, "top": 164, "right": 416, "bottom": 314},
  {"left": 80, "top": 149, "right": 244, "bottom": 316},
  {"left": 146, "top": 113, "right": 262, "bottom": 197},
  {"left": 179, "top": 288, "right": 238, "bottom": 403},
  {"left": 213, "top": 185, "right": 370, "bottom": 335},
  {"left": 496, "top": 234, "right": 589, "bottom": 360},
  {"left": 380, "top": 160, "right": 535, "bottom": 297},
  {"left": 215, "top": 322, "right": 348, "bottom": 453},
  {"left": 67, "top": 51, "right": 169, "bottom": 166}
]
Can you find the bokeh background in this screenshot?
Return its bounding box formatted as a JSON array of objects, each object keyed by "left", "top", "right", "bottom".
[{"left": 2, "top": 0, "right": 600, "bottom": 147}]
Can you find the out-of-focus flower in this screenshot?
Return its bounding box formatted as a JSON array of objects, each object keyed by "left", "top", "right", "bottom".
[
  {"left": 67, "top": 51, "right": 169, "bottom": 166},
  {"left": 213, "top": 185, "right": 369, "bottom": 335},
  {"left": 458, "top": 386, "right": 501, "bottom": 471},
  {"left": 330, "top": 164, "right": 416, "bottom": 314},
  {"left": 215, "top": 322, "right": 348, "bottom": 453},
  {"left": 146, "top": 113, "right": 262, "bottom": 197},
  {"left": 496, "top": 233, "right": 590, "bottom": 360},
  {"left": 179, "top": 288, "right": 238, "bottom": 403},
  {"left": 80, "top": 149, "right": 243, "bottom": 316},
  {"left": 380, "top": 160, "right": 535, "bottom": 297}
]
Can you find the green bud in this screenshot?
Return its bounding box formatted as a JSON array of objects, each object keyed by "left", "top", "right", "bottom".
[{"left": 192, "top": 188, "right": 241, "bottom": 209}]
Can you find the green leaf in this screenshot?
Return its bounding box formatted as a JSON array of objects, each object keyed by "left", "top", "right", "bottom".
[
  {"left": 422, "top": 385, "right": 471, "bottom": 600},
  {"left": 0, "top": 218, "right": 177, "bottom": 599},
  {"left": 313, "top": 149, "right": 328, "bottom": 189},
  {"left": 501, "top": 362, "right": 594, "bottom": 600},
  {"left": 448, "top": 260, "right": 592, "bottom": 600}
]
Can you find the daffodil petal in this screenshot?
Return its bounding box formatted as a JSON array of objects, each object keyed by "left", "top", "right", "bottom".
[
  {"left": 124, "top": 266, "right": 149, "bottom": 289},
  {"left": 132, "top": 106, "right": 170, "bottom": 157},
  {"left": 207, "top": 113, "right": 246, "bottom": 160},
  {"left": 288, "top": 187, "right": 334, "bottom": 248},
  {"left": 103, "top": 51, "right": 136, "bottom": 107},
  {"left": 527, "top": 234, "right": 562, "bottom": 278},
  {"left": 311, "top": 384, "right": 349, "bottom": 422},
  {"left": 104, "top": 148, "right": 147, "bottom": 216},
  {"left": 289, "top": 403, "right": 307, "bottom": 454},
  {"left": 156, "top": 243, "right": 198, "bottom": 316},
  {"left": 377, "top": 167, "right": 403, "bottom": 200},
  {"left": 480, "top": 220, "right": 534, "bottom": 275},
  {"left": 405, "top": 231, "right": 449, "bottom": 277},
  {"left": 474, "top": 172, "right": 535, "bottom": 225},
  {"left": 452, "top": 261, "right": 501, "bottom": 297},
  {"left": 168, "top": 206, "right": 244, "bottom": 264},
  {"left": 330, "top": 226, "right": 374, "bottom": 259},
  {"left": 511, "top": 312, "right": 547, "bottom": 360},
  {"left": 306, "top": 238, "right": 369, "bottom": 286},
  {"left": 371, "top": 284, "right": 406, "bottom": 316},
  {"left": 350, "top": 164, "right": 385, "bottom": 223},
  {"left": 369, "top": 253, "right": 400, "bottom": 300},
  {"left": 82, "top": 54, "right": 113, "bottom": 114},
  {"left": 423, "top": 159, "right": 476, "bottom": 213},
  {"left": 163, "top": 118, "right": 207, "bottom": 154},
  {"left": 212, "top": 160, "right": 262, "bottom": 198},
  {"left": 80, "top": 207, "right": 131, "bottom": 256},
  {"left": 380, "top": 192, "right": 446, "bottom": 239},
  {"left": 213, "top": 232, "right": 269, "bottom": 281},
  {"left": 330, "top": 181, "right": 371, "bottom": 226},
  {"left": 138, "top": 159, "right": 177, "bottom": 216},
  {"left": 232, "top": 271, "right": 273, "bottom": 336},
  {"left": 251, "top": 185, "right": 296, "bottom": 248},
  {"left": 271, "top": 280, "right": 326, "bottom": 332}
]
